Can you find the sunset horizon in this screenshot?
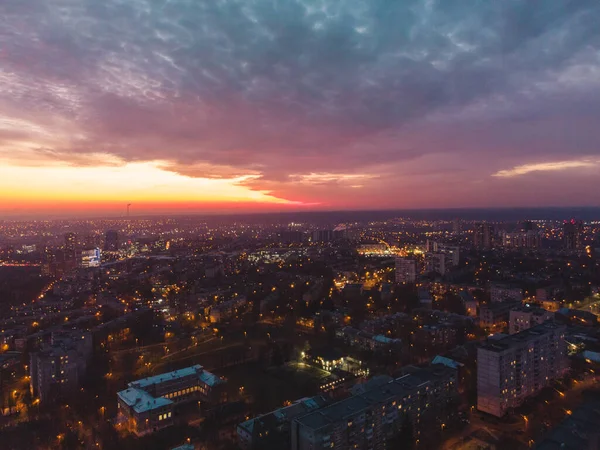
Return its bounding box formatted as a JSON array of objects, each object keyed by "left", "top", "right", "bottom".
[{"left": 2, "top": 1, "right": 600, "bottom": 215}]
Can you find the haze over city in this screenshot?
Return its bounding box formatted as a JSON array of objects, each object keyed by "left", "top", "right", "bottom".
[{"left": 2, "top": 0, "right": 600, "bottom": 217}]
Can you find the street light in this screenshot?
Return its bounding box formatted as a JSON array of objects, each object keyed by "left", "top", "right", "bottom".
[{"left": 522, "top": 415, "right": 529, "bottom": 429}]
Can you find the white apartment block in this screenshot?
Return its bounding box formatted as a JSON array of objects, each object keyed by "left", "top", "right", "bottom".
[{"left": 477, "top": 322, "right": 567, "bottom": 417}]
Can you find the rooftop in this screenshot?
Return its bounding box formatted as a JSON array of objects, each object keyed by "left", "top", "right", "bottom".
[
  {"left": 117, "top": 387, "right": 173, "bottom": 413},
  {"left": 130, "top": 365, "right": 204, "bottom": 389},
  {"left": 511, "top": 304, "right": 553, "bottom": 316},
  {"left": 432, "top": 355, "right": 463, "bottom": 369},
  {"left": 198, "top": 370, "right": 225, "bottom": 387},
  {"left": 295, "top": 364, "right": 455, "bottom": 431},
  {"left": 238, "top": 395, "right": 327, "bottom": 435},
  {"left": 479, "top": 321, "right": 565, "bottom": 353}
]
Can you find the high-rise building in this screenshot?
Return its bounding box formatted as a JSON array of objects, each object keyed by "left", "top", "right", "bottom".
[
  {"left": 425, "top": 253, "right": 446, "bottom": 275},
  {"left": 104, "top": 230, "right": 119, "bottom": 251},
  {"left": 563, "top": 220, "right": 583, "bottom": 250},
  {"left": 291, "top": 364, "right": 458, "bottom": 450},
  {"left": 279, "top": 230, "right": 306, "bottom": 244},
  {"left": 64, "top": 232, "right": 77, "bottom": 261},
  {"left": 424, "top": 241, "right": 460, "bottom": 275},
  {"left": 395, "top": 257, "right": 417, "bottom": 283},
  {"left": 473, "top": 223, "right": 494, "bottom": 250},
  {"left": 30, "top": 332, "right": 92, "bottom": 403},
  {"left": 477, "top": 322, "right": 568, "bottom": 417},
  {"left": 311, "top": 229, "right": 334, "bottom": 243},
  {"left": 453, "top": 218, "right": 461, "bottom": 235}
]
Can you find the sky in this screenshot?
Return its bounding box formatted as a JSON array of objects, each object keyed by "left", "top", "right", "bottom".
[{"left": 1, "top": 0, "right": 600, "bottom": 217}]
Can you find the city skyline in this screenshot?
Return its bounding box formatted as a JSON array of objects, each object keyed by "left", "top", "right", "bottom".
[{"left": 2, "top": 0, "right": 600, "bottom": 217}]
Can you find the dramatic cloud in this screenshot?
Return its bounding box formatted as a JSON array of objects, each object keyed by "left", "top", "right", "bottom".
[
  {"left": 493, "top": 159, "right": 600, "bottom": 178},
  {"left": 1, "top": 0, "right": 600, "bottom": 213}
]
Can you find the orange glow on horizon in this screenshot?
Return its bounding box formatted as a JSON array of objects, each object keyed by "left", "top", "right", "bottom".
[{"left": 0, "top": 159, "right": 312, "bottom": 215}]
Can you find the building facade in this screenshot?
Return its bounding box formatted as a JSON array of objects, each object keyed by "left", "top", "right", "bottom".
[
  {"left": 30, "top": 332, "right": 92, "bottom": 403},
  {"left": 509, "top": 305, "right": 554, "bottom": 334},
  {"left": 395, "top": 258, "right": 417, "bottom": 284}
]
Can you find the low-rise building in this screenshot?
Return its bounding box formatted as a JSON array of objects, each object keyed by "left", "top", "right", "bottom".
[
  {"left": 117, "top": 365, "right": 226, "bottom": 436},
  {"left": 208, "top": 296, "right": 247, "bottom": 323},
  {"left": 459, "top": 290, "right": 478, "bottom": 317},
  {"left": 479, "top": 301, "right": 521, "bottom": 331},
  {"left": 490, "top": 284, "right": 523, "bottom": 303},
  {"left": 336, "top": 327, "right": 402, "bottom": 352},
  {"left": 509, "top": 305, "right": 554, "bottom": 334}
]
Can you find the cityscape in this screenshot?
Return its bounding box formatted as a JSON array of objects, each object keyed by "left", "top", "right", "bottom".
[
  {"left": 2, "top": 0, "right": 600, "bottom": 449},
  {"left": 0, "top": 211, "right": 599, "bottom": 449}
]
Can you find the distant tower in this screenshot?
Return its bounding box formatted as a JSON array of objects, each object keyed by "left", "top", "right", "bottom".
[
  {"left": 104, "top": 230, "right": 119, "bottom": 252},
  {"left": 563, "top": 220, "right": 583, "bottom": 250},
  {"left": 453, "top": 218, "right": 461, "bottom": 235},
  {"left": 127, "top": 204, "right": 132, "bottom": 217},
  {"left": 474, "top": 223, "right": 494, "bottom": 250},
  {"left": 64, "top": 232, "right": 77, "bottom": 261}
]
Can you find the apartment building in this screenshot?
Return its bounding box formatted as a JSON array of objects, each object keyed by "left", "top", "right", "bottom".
[
  {"left": 509, "top": 305, "right": 554, "bottom": 334},
  {"left": 477, "top": 322, "right": 568, "bottom": 417},
  {"left": 291, "top": 364, "right": 458, "bottom": 450}
]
